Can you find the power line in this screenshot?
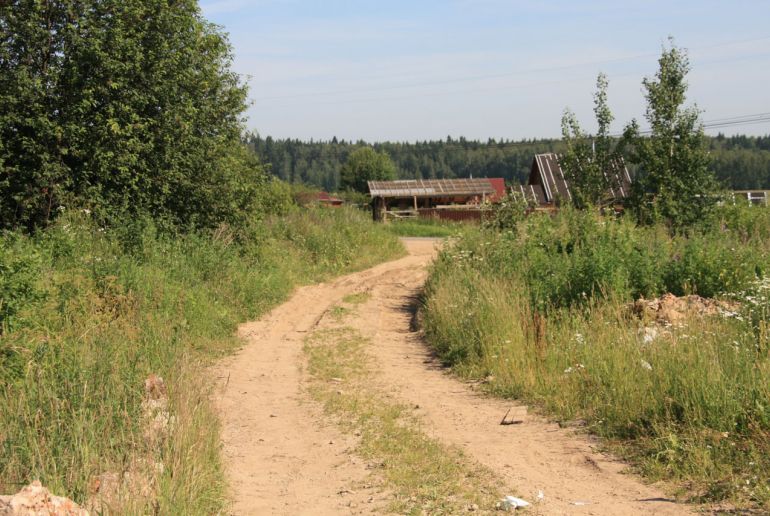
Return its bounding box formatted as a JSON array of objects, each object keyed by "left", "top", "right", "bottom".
[
  {"left": 360, "top": 111, "right": 770, "bottom": 150},
  {"left": 701, "top": 112, "right": 770, "bottom": 124}
]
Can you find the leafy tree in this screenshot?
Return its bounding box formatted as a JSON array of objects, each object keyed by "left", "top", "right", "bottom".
[
  {"left": 340, "top": 147, "right": 396, "bottom": 192},
  {"left": 560, "top": 73, "right": 616, "bottom": 207},
  {"left": 623, "top": 40, "right": 719, "bottom": 227},
  {"left": 0, "top": 0, "right": 253, "bottom": 231}
]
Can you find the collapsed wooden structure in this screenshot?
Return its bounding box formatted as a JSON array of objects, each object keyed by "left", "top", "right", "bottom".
[
  {"left": 367, "top": 178, "right": 506, "bottom": 221},
  {"left": 512, "top": 153, "right": 632, "bottom": 209}
]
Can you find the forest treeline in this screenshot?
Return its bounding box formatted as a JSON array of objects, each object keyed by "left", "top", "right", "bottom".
[{"left": 247, "top": 133, "right": 770, "bottom": 191}]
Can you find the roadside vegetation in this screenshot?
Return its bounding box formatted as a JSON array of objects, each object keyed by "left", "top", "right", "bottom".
[
  {"left": 0, "top": 206, "right": 402, "bottom": 513},
  {"left": 423, "top": 203, "right": 770, "bottom": 507},
  {"left": 422, "top": 43, "right": 770, "bottom": 509}
]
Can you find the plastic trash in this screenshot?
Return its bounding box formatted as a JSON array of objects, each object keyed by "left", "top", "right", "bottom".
[
  {"left": 536, "top": 490, "right": 544, "bottom": 501},
  {"left": 499, "top": 495, "right": 530, "bottom": 510}
]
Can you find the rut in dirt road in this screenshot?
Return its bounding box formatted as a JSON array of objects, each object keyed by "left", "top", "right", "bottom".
[{"left": 214, "top": 238, "right": 691, "bottom": 515}]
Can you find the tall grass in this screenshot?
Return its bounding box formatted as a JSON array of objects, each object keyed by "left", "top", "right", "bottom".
[
  {"left": 422, "top": 204, "right": 770, "bottom": 508},
  {"left": 383, "top": 217, "right": 467, "bottom": 238},
  {"left": 0, "top": 206, "right": 403, "bottom": 513}
]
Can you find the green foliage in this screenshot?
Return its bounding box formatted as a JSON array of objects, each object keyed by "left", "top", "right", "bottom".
[
  {"left": 0, "top": 208, "right": 403, "bottom": 511},
  {"left": 484, "top": 193, "right": 529, "bottom": 231},
  {"left": 422, "top": 204, "right": 770, "bottom": 508},
  {"left": 623, "top": 41, "right": 720, "bottom": 227},
  {"left": 250, "top": 135, "right": 566, "bottom": 190},
  {"left": 0, "top": 234, "right": 41, "bottom": 333},
  {"left": 340, "top": 147, "right": 396, "bottom": 192},
  {"left": 452, "top": 207, "right": 768, "bottom": 310},
  {"left": 560, "top": 73, "right": 616, "bottom": 207},
  {"left": 0, "top": 0, "right": 254, "bottom": 231},
  {"left": 709, "top": 134, "right": 770, "bottom": 189},
  {"left": 385, "top": 217, "right": 463, "bottom": 238},
  {"left": 249, "top": 133, "right": 770, "bottom": 193}
]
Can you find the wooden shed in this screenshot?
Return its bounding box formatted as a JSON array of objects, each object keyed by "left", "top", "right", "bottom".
[
  {"left": 367, "top": 178, "right": 505, "bottom": 221},
  {"left": 513, "top": 153, "right": 632, "bottom": 208}
]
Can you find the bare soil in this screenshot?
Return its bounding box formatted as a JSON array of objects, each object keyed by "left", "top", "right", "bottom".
[{"left": 214, "top": 238, "right": 691, "bottom": 515}]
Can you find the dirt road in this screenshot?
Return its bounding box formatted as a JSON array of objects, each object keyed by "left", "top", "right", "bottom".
[{"left": 214, "top": 238, "right": 689, "bottom": 515}]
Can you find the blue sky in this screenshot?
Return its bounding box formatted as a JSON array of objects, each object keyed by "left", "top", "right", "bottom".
[{"left": 199, "top": 0, "right": 770, "bottom": 141}]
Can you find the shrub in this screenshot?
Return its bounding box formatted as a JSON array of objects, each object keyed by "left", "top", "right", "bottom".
[{"left": 0, "top": 233, "right": 42, "bottom": 333}]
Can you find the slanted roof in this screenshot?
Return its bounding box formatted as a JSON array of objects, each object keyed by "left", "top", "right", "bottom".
[
  {"left": 486, "top": 178, "right": 507, "bottom": 202},
  {"left": 367, "top": 178, "right": 498, "bottom": 198},
  {"left": 603, "top": 158, "right": 633, "bottom": 201},
  {"left": 530, "top": 153, "right": 572, "bottom": 203},
  {"left": 527, "top": 153, "right": 632, "bottom": 205},
  {"left": 512, "top": 183, "right": 547, "bottom": 205}
]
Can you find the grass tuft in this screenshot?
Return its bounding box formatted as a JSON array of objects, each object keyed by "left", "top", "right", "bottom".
[{"left": 304, "top": 327, "right": 504, "bottom": 514}]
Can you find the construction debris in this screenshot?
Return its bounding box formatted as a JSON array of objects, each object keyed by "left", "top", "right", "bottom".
[
  {"left": 0, "top": 481, "right": 88, "bottom": 516},
  {"left": 630, "top": 293, "right": 739, "bottom": 326}
]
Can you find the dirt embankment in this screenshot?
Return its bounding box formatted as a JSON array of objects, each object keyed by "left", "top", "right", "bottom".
[{"left": 214, "top": 238, "right": 690, "bottom": 515}]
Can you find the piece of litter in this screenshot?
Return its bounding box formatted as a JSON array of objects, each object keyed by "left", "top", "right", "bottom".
[
  {"left": 536, "top": 490, "right": 544, "bottom": 501},
  {"left": 500, "top": 407, "right": 525, "bottom": 425},
  {"left": 571, "top": 501, "right": 591, "bottom": 506},
  {"left": 499, "top": 495, "right": 530, "bottom": 510}
]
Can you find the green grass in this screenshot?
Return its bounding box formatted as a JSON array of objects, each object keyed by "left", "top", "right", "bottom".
[
  {"left": 0, "top": 206, "right": 404, "bottom": 513},
  {"left": 342, "top": 291, "right": 371, "bottom": 304},
  {"left": 304, "top": 327, "right": 504, "bottom": 514},
  {"left": 383, "top": 218, "right": 466, "bottom": 238},
  {"left": 328, "top": 304, "right": 352, "bottom": 321},
  {"left": 421, "top": 204, "right": 770, "bottom": 510}
]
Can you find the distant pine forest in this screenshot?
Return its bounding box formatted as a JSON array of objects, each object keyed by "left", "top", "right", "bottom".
[{"left": 246, "top": 133, "right": 770, "bottom": 191}]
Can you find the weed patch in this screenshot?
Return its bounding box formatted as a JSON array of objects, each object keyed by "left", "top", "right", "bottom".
[
  {"left": 342, "top": 292, "right": 372, "bottom": 305},
  {"left": 304, "top": 327, "right": 504, "bottom": 514}
]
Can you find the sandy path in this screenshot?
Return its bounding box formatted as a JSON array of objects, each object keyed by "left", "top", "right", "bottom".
[{"left": 214, "top": 238, "right": 690, "bottom": 515}]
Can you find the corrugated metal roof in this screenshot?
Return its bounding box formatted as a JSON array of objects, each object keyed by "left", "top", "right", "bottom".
[{"left": 368, "top": 178, "right": 498, "bottom": 198}]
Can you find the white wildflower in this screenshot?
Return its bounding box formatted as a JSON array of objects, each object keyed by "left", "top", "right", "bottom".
[
  {"left": 641, "top": 327, "right": 658, "bottom": 344},
  {"left": 564, "top": 363, "right": 585, "bottom": 374}
]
